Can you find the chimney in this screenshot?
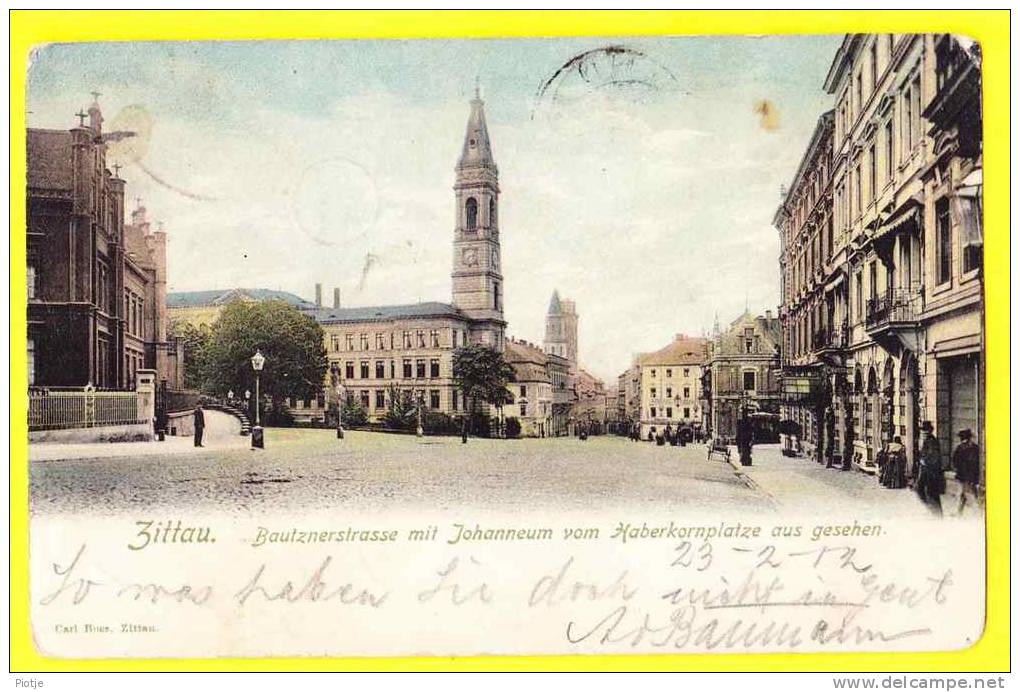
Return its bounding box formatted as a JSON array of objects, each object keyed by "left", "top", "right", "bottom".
[
  {"left": 315, "top": 283, "right": 322, "bottom": 307},
  {"left": 333, "top": 287, "right": 340, "bottom": 309}
]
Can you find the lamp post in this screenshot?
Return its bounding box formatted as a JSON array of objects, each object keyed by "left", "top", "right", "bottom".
[
  {"left": 416, "top": 387, "right": 424, "bottom": 437},
  {"left": 250, "top": 349, "right": 265, "bottom": 449}
]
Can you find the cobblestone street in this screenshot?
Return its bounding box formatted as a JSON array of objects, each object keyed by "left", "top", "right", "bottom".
[{"left": 28, "top": 429, "right": 958, "bottom": 520}]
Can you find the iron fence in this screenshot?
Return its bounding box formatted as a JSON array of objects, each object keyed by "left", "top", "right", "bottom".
[{"left": 29, "top": 389, "right": 141, "bottom": 431}]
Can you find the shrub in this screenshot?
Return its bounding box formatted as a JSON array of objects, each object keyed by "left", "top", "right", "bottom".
[{"left": 504, "top": 416, "right": 522, "bottom": 438}]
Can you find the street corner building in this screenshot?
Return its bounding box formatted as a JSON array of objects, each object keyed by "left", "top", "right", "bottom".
[
  {"left": 703, "top": 310, "right": 782, "bottom": 442},
  {"left": 774, "top": 33, "right": 983, "bottom": 485},
  {"left": 26, "top": 97, "right": 183, "bottom": 441},
  {"left": 285, "top": 92, "right": 508, "bottom": 425},
  {"left": 635, "top": 334, "right": 709, "bottom": 440}
]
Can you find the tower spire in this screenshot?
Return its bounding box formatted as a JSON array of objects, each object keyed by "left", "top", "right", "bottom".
[{"left": 457, "top": 89, "right": 496, "bottom": 172}]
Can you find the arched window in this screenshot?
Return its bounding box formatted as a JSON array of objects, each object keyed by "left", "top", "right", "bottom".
[
  {"left": 465, "top": 197, "right": 478, "bottom": 230},
  {"left": 489, "top": 197, "right": 496, "bottom": 227}
]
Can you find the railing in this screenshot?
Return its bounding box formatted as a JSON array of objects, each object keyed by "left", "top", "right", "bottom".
[
  {"left": 866, "top": 289, "right": 918, "bottom": 330},
  {"left": 812, "top": 321, "right": 848, "bottom": 352},
  {"left": 29, "top": 389, "right": 141, "bottom": 431}
]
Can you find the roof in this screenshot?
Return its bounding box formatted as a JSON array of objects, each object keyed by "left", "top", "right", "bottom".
[
  {"left": 505, "top": 340, "right": 551, "bottom": 384},
  {"left": 166, "top": 288, "right": 314, "bottom": 309},
  {"left": 303, "top": 301, "right": 468, "bottom": 325},
  {"left": 27, "top": 129, "right": 73, "bottom": 191},
  {"left": 547, "top": 290, "right": 562, "bottom": 315},
  {"left": 457, "top": 95, "right": 497, "bottom": 172},
  {"left": 639, "top": 336, "right": 709, "bottom": 367}
]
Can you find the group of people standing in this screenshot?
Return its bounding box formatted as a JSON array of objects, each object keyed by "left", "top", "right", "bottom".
[{"left": 881, "top": 420, "right": 980, "bottom": 517}]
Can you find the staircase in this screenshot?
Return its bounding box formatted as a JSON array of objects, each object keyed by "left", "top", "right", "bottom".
[{"left": 200, "top": 399, "right": 252, "bottom": 436}]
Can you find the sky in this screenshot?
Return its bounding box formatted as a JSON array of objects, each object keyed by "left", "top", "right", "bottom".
[{"left": 27, "top": 35, "right": 842, "bottom": 383}]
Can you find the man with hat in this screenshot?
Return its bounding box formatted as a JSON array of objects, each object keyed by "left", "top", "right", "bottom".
[
  {"left": 916, "top": 420, "right": 944, "bottom": 515},
  {"left": 951, "top": 428, "right": 980, "bottom": 515}
]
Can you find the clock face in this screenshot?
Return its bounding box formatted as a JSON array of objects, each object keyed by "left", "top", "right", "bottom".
[{"left": 462, "top": 248, "right": 478, "bottom": 267}]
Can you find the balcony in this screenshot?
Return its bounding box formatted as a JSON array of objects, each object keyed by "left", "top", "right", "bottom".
[
  {"left": 865, "top": 289, "right": 921, "bottom": 352},
  {"left": 812, "top": 321, "right": 848, "bottom": 364}
]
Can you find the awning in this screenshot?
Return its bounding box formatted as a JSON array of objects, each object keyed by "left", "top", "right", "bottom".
[{"left": 825, "top": 272, "right": 846, "bottom": 293}]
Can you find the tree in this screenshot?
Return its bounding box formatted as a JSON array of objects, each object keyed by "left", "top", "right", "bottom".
[
  {"left": 452, "top": 344, "right": 516, "bottom": 438},
  {"left": 199, "top": 300, "right": 327, "bottom": 408},
  {"left": 168, "top": 319, "right": 210, "bottom": 391},
  {"left": 342, "top": 394, "right": 368, "bottom": 427},
  {"left": 382, "top": 385, "right": 417, "bottom": 430}
]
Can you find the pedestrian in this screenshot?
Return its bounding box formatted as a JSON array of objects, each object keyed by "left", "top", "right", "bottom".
[
  {"left": 887, "top": 436, "right": 907, "bottom": 489},
  {"left": 193, "top": 403, "right": 205, "bottom": 447},
  {"left": 736, "top": 417, "right": 753, "bottom": 466},
  {"left": 951, "top": 429, "right": 980, "bottom": 515},
  {"left": 915, "top": 421, "right": 944, "bottom": 516}
]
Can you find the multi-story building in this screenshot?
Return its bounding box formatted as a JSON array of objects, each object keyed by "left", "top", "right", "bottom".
[
  {"left": 505, "top": 338, "right": 552, "bottom": 437},
  {"left": 774, "top": 110, "right": 839, "bottom": 462},
  {"left": 26, "top": 98, "right": 180, "bottom": 390},
  {"left": 168, "top": 286, "right": 316, "bottom": 331},
  {"left": 573, "top": 367, "right": 608, "bottom": 434},
  {"left": 706, "top": 310, "right": 782, "bottom": 439},
  {"left": 294, "top": 92, "right": 508, "bottom": 425},
  {"left": 920, "top": 34, "right": 984, "bottom": 484},
  {"left": 616, "top": 356, "right": 642, "bottom": 434},
  {"left": 776, "top": 33, "right": 983, "bottom": 481},
  {"left": 637, "top": 335, "right": 708, "bottom": 439}
]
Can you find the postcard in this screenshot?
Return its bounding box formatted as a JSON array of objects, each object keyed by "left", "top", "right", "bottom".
[{"left": 19, "top": 25, "right": 996, "bottom": 662}]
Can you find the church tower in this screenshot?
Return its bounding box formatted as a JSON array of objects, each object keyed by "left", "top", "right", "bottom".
[
  {"left": 452, "top": 89, "right": 505, "bottom": 350},
  {"left": 544, "top": 290, "right": 578, "bottom": 374}
]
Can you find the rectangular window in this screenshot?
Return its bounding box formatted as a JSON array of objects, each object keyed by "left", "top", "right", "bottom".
[
  {"left": 869, "top": 40, "right": 878, "bottom": 91},
  {"left": 452, "top": 390, "right": 459, "bottom": 411},
  {"left": 683, "top": 368, "right": 690, "bottom": 377},
  {"left": 520, "top": 402, "right": 527, "bottom": 417},
  {"left": 416, "top": 360, "right": 426, "bottom": 379},
  {"left": 345, "top": 334, "right": 354, "bottom": 351},
  {"left": 430, "top": 359, "right": 440, "bottom": 378},
  {"left": 375, "top": 360, "right": 385, "bottom": 379},
  {"left": 429, "top": 390, "right": 440, "bottom": 410},
  {"left": 884, "top": 120, "right": 894, "bottom": 182},
  {"left": 360, "top": 333, "right": 369, "bottom": 350},
  {"left": 402, "top": 359, "right": 412, "bottom": 378},
  {"left": 743, "top": 371, "right": 756, "bottom": 392},
  {"left": 666, "top": 407, "right": 673, "bottom": 419},
  {"left": 360, "top": 361, "right": 369, "bottom": 379},
  {"left": 330, "top": 335, "right": 339, "bottom": 352},
  {"left": 683, "top": 387, "right": 690, "bottom": 398},
  {"left": 375, "top": 390, "right": 386, "bottom": 410},
  {"left": 27, "top": 266, "right": 36, "bottom": 300},
  {"left": 666, "top": 387, "right": 672, "bottom": 398},
  {"left": 416, "top": 331, "right": 426, "bottom": 348},
  {"left": 956, "top": 195, "right": 983, "bottom": 274},
  {"left": 650, "top": 387, "right": 657, "bottom": 398},
  {"left": 868, "top": 143, "right": 877, "bottom": 202},
  {"left": 360, "top": 390, "right": 370, "bottom": 409},
  {"left": 666, "top": 369, "right": 672, "bottom": 378},
  {"left": 650, "top": 407, "right": 657, "bottom": 419},
  {"left": 345, "top": 361, "right": 354, "bottom": 380},
  {"left": 430, "top": 330, "right": 440, "bottom": 348},
  {"left": 452, "top": 330, "right": 458, "bottom": 348},
  {"left": 651, "top": 369, "right": 656, "bottom": 378},
  {"left": 683, "top": 407, "right": 690, "bottom": 419},
  {"left": 402, "top": 331, "right": 412, "bottom": 349},
  {"left": 856, "top": 271, "right": 863, "bottom": 320},
  {"left": 936, "top": 197, "right": 952, "bottom": 285},
  {"left": 27, "top": 337, "right": 35, "bottom": 385},
  {"left": 376, "top": 333, "right": 386, "bottom": 350}
]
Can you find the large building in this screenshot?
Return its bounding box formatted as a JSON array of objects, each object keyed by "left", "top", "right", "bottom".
[
  {"left": 636, "top": 334, "right": 709, "bottom": 439},
  {"left": 168, "top": 286, "right": 317, "bottom": 330},
  {"left": 776, "top": 33, "right": 983, "bottom": 482},
  {"left": 504, "top": 338, "right": 553, "bottom": 437},
  {"left": 705, "top": 310, "right": 782, "bottom": 439},
  {"left": 26, "top": 98, "right": 180, "bottom": 390},
  {"left": 295, "top": 92, "right": 508, "bottom": 424}
]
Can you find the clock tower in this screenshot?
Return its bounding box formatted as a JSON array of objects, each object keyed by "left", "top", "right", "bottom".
[{"left": 452, "top": 89, "right": 506, "bottom": 349}]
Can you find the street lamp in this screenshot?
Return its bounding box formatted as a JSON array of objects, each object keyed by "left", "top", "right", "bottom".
[
  {"left": 331, "top": 364, "right": 345, "bottom": 440},
  {"left": 250, "top": 349, "right": 265, "bottom": 449}
]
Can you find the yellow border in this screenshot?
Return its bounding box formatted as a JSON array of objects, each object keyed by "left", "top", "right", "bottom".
[{"left": 10, "top": 9, "right": 1010, "bottom": 672}]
